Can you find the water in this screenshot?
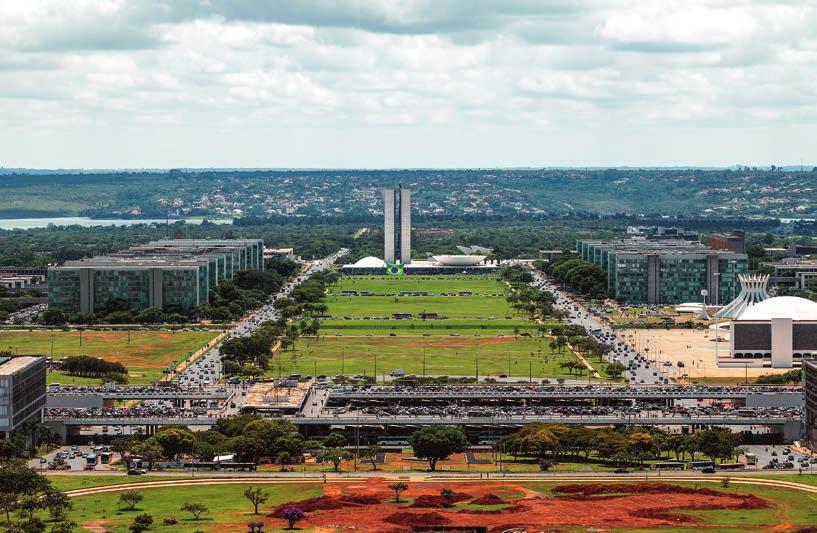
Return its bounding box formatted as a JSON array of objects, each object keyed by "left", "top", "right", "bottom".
[{"left": 0, "top": 217, "right": 233, "bottom": 230}]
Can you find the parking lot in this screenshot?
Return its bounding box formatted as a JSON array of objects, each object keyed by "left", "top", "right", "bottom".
[{"left": 28, "top": 444, "right": 114, "bottom": 472}]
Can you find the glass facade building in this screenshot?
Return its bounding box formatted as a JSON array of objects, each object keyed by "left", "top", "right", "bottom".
[
  {"left": 0, "top": 356, "right": 46, "bottom": 436},
  {"left": 47, "top": 239, "right": 264, "bottom": 313},
  {"left": 579, "top": 239, "right": 748, "bottom": 305}
]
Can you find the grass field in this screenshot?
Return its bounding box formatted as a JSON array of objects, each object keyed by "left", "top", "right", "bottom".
[
  {"left": 319, "top": 318, "right": 543, "bottom": 336},
  {"left": 326, "top": 275, "right": 516, "bottom": 319},
  {"left": 63, "top": 482, "right": 319, "bottom": 532},
  {"left": 270, "top": 336, "right": 604, "bottom": 380},
  {"left": 0, "top": 330, "right": 219, "bottom": 384},
  {"left": 331, "top": 275, "right": 506, "bottom": 295},
  {"left": 42, "top": 478, "right": 817, "bottom": 532}
]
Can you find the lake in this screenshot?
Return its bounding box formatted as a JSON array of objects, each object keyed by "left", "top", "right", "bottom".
[{"left": 0, "top": 217, "right": 233, "bottom": 230}]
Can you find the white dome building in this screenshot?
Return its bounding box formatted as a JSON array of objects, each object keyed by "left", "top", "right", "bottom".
[
  {"left": 723, "top": 295, "right": 817, "bottom": 369},
  {"left": 351, "top": 256, "right": 387, "bottom": 268}
]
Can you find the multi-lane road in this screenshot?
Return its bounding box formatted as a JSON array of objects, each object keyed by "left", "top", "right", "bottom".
[
  {"left": 175, "top": 249, "right": 348, "bottom": 391},
  {"left": 528, "top": 268, "right": 665, "bottom": 384}
]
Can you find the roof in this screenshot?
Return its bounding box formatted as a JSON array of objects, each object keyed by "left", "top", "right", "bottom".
[
  {"left": 737, "top": 296, "right": 817, "bottom": 321},
  {"left": 351, "top": 256, "right": 387, "bottom": 268},
  {"left": 432, "top": 255, "right": 486, "bottom": 266},
  {"left": 0, "top": 356, "right": 42, "bottom": 375}
]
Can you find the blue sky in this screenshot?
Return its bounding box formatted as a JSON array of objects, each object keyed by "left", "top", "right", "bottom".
[{"left": 1, "top": 1, "right": 815, "bottom": 168}]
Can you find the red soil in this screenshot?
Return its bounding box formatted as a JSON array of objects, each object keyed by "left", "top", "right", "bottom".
[
  {"left": 409, "top": 492, "right": 472, "bottom": 508},
  {"left": 471, "top": 494, "right": 505, "bottom": 505},
  {"left": 385, "top": 511, "right": 450, "bottom": 526},
  {"left": 266, "top": 479, "right": 771, "bottom": 532}
]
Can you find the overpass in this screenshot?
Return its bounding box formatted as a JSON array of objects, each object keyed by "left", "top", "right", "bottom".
[
  {"left": 43, "top": 412, "right": 803, "bottom": 441},
  {"left": 46, "top": 389, "right": 232, "bottom": 409},
  {"left": 326, "top": 387, "right": 804, "bottom": 407}
]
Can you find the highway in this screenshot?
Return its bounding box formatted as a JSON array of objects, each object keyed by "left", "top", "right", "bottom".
[
  {"left": 175, "top": 248, "right": 348, "bottom": 394},
  {"left": 528, "top": 267, "right": 665, "bottom": 385}
]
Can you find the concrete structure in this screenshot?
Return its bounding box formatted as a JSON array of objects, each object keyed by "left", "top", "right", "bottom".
[
  {"left": 715, "top": 273, "right": 771, "bottom": 319},
  {"left": 722, "top": 296, "right": 817, "bottom": 368},
  {"left": 263, "top": 247, "right": 296, "bottom": 261},
  {"left": 0, "top": 356, "right": 46, "bottom": 437},
  {"left": 764, "top": 258, "right": 817, "bottom": 290},
  {"left": 805, "top": 359, "right": 817, "bottom": 448},
  {"left": 383, "top": 187, "right": 411, "bottom": 264},
  {"left": 626, "top": 226, "right": 699, "bottom": 240},
  {"left": 708, "top": 231, "right": 746, "bottom": 254},
  {"left": 432, "top": 255, "right": 487, "bottom": 266},
  {"left": 578, "top": 238, "right": 747, "bottom": 305},
  {"left": 342, "top": 257, "right": 498, "bottom": 276},
  {"left": 48, "top": 239, "right": 263, "bottom": 313}
]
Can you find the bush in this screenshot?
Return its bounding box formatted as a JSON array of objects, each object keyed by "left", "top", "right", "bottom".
[{"left": 162, "top": 517, "right": 177, "bottom": 525}]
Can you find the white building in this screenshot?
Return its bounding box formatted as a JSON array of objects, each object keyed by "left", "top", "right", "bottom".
[{"left": 722, "top": 296, "right": 817, "bottom": 369}]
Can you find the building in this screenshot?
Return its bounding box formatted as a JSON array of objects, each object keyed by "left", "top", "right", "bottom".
[
  {"left": 805, "top": 359, "right": 817, "bottom": 448},
  {"left": 383, "top": 187, "right": 411, "bottom": 264},
  {"left": 341, "top": 256, "right": 497, "bottom": 276},
  {"left": 626, "top": 226, "right": 699, "bottom": 241},
  {"left": 578, "top": 238, "right": 748, "bottom": 305},
  {"left": 263, "top": 247, "right": 296, "bottom": 261},
  {"left": 708, "top": 231, "right": 746, "bottom": 254},
  {"left": 722, "top": 296, "right": 817, "bottom": 369},
  {"left": 763, "top": 258, "right": 817, "bottom": 290},
  {"left": 47, "top": 239, "right": 263, "bottom": 313},
  {"left": 0, "top": 356, "right": 46, "bottom": 438}
]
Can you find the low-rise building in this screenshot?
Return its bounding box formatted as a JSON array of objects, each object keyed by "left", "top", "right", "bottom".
[{"left": 763, "top": 258, "right": 817, "bottom": 290}]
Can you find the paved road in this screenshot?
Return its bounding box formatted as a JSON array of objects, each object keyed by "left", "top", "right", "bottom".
[
  {"left": 528, "top": 269, "right": 664, "bottom": 385},
  {"left": 28, "top": 445, "right": 113, "bottom": 472},
  {"left": 176, "top": 249, "right": 348, "bottom": 397}
]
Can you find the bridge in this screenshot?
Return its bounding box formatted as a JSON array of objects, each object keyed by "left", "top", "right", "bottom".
[
  {"left": 326, "top": 387, "right": 804, "bottom": 406},
  {"left": 46, "top": 388, "right": 232, "bottom": 409}
]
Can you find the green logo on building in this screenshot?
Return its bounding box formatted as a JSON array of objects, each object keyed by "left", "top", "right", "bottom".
[{"left": 386, "top": 263, "right": 405, "bottom": 276}]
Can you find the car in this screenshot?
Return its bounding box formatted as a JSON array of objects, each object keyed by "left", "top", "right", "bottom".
[
  {"left": 701, "top": 467, "right": 716, "bottom": 474},
  {"left": 127, "top": 469, "right": 147, "bottom": 475},
  {"left": 39, "top": 458, "right": 47, "bottom": 464},
  {"left": 613, "top": 468, "right": 629, "bottom": 474}
]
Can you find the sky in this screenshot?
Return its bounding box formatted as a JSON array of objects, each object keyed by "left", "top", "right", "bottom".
[{"left": 1, "top": 0, "right": 816, "bottom": 169}]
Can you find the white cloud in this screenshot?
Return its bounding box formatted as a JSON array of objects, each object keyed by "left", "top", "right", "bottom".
[{"left": 0, "top": 0, "right": 816, "bottom": 167}]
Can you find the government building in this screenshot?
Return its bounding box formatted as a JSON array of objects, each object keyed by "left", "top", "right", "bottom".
[
  {"left": 577, "top": 239, "right": 748, "bottom": 305},
  {"left": 47, "top": 239, "right": 263, "bottom": 313}
]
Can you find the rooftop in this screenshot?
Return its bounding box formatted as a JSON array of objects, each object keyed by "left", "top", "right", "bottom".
[
  {"left": 737, "top": 296, "right": 817, "bottom": 321},
  {"left": 0, "top": 356, "right": 42, "bottom": 375}
]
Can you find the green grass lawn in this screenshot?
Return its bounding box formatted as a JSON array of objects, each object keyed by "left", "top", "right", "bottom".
[
  {"left": 326, "top": 294, "right": 516, "bottom": 318},
  {"left": 326, "top": 275, "right": 515, "bottom": 319},
  {"left": 318, "top": 318, "right": 543, "bottom": 335},
  {"left": 0, "top": 330, "right": 219, "bottom": 384},
  {"left": 270, "top": 336, "right": 604, "bottom": 380},
  {"left": 331, "top": 275, "right": 507, "bottom": 294},
  {"left": 49, "top": 475, "right": 168, "bottom": 492},
  {"left": 63, "top": 482, "right": 320, "bottom": 532}
]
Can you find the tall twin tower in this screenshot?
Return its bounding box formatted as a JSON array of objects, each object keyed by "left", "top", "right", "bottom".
[{"left": 383, "top": 186, "right": 411, "bottom": 264}]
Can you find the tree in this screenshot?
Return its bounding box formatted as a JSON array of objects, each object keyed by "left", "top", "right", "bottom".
[
  {"left": 119, "top": 490, "right": 143, "bottom": 511},
  {"left": 48, "top": 520, "right": 77, "bottom": 533},
  {"left": 410, "top": 426, "right": 468, "bottom": 471},
  {"left": 152, "top": 427, "right": 196, "bottom": 459},
  {"left": 42, "top": 489, "right": 71, "bottom": 521},
  {"left": 318, "top": 447, "right": 351, "bottom": 472},
  {"left": 0, "top": 492, "right": 17, "bottom": 521},
  {"left": 359, "top": 445, "right": 383, "bottom": 471},
  {"left": 0, "top": 461, "right": 52, "bottom": 497},
  {"left": 280, "top": 505, "right": 305, "bottom": 530},
  {"left": 604, "top": 362, "right": 626, "bottom": 380},
  {"left": 440, "top": 488, "right": 455, "bottom": 507},
  {"left": 41, "top": 309, "right": 66, "bottom": 326},
  {"left": 322, "top": 432, "right": 347, "bottom": 448},
  {"left": 276, "top": 451, "right": 291, "bottom": 471},
  {"left": 128, "top": 513, "right": 153, "bottom": 533},
  {"left": 243, "top": 487, "right": 268, "bottom": 515},
  {"left": 181, "top": 502, "right": 208, "bottom": 520},
  {"left": 388, "top": 483, "right": 408, "bottom": 503}
]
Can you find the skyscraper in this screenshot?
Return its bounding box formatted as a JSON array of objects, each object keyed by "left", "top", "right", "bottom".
[{"left": 383, "top": 186, "right": 411, "bottom": 264}]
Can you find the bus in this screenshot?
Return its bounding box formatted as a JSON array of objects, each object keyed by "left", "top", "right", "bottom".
[
  {"left": 718, "top": 463, "right": 746, "bottom": 470},
  {"left": 652, "top": 462, "right": 685, "bottom": 471},
  {"left": 100, "top": 452, "right": 112, "bottom": 464},
  {"left": 744, "top": 452, "right": 758, "bottom": 466},
  {"left": 689, "top": 460, "right": 715, "bottom": 470},
  {"left": 85, "top": 454, "right": 98, "bottom": 466}
]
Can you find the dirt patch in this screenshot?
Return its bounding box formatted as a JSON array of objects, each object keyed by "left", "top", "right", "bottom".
[
  {"left": 267, "top": 479, "right": 774, "bottom": 532},
  {"left": 409, "top": 492, "right": 472, "bottom": 508},
  {"left": 471, "top": 494, "right": 505, "bottom": 505},
  {"left": 385, "top": 511, "right": 450, "bottom": 526}
]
